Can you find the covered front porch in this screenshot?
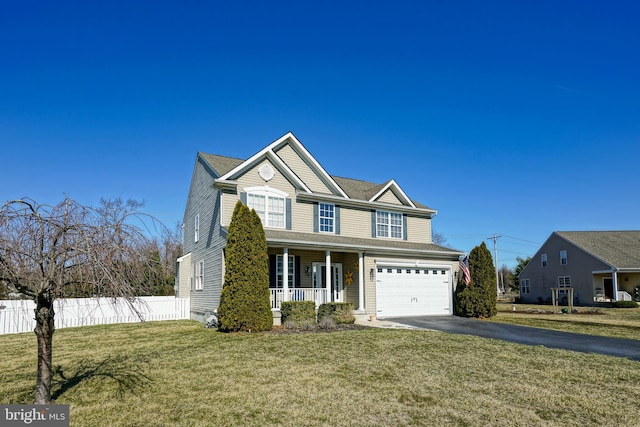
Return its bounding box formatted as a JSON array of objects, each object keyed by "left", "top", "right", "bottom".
[
  {"left": 267, "top": 247, "right": 366, "bottom": 311},
  {"left": 592, "top": 270, "right": 640, "bottom": 302}
]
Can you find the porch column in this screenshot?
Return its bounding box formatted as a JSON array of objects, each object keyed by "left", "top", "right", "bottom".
[
  {"left": 325, "top": 250, "right": 332, "bottom": 302},
  {"left": 358, "top": 252, "right": 365, "bottom": 311},
  {"left": 283, "top": 248, "right": 289, "bottom": 302},
  {"left": 612, "top": 270, "right": 618, "bottom": 302}
]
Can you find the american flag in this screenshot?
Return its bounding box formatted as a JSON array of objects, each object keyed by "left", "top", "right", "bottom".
[{"left": 459, "top": 255, "right": 471, "bottom": 286}]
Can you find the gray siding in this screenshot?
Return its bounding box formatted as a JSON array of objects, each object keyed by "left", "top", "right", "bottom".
[
  {"left": 519, "top": 233, "right": 610, "bottom": 304},
  {"left": 183, "top": 157, "right": 227, "bottom": 320}
]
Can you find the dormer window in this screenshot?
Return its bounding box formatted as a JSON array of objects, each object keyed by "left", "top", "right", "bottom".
[{"left": 244, "top": 187, "right": 289, "bottom": 229}]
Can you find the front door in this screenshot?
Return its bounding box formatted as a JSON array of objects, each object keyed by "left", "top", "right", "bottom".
[
  {"left": 603, "top": 278, "right": 614, "bottom": 300},
  {"left": 313, "top": 263, "right": 343, "bottom": 302}
]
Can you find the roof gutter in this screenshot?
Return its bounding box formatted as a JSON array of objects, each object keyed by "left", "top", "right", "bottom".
[{"left": 295, "top": 191, "right": 437, "bottom": 217}]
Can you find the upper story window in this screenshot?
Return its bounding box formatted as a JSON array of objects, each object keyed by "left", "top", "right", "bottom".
[
  {"left": 541, "top": 254, "right": 547, "bottom": 268},
  {"left": 376, "top": 211, "right": 403, "bottom": 239},
  {"left": 194, "top": 214, "right": 200, "bottom": 243},
  {"left": 560, "top": 250, "right": 568, "bottom": 265},
  {"left": 319, "top": 203, "right": 335, "bottom": 233},
  {"left": 245, "top": 187, "right": 288, "bottom": 229}
]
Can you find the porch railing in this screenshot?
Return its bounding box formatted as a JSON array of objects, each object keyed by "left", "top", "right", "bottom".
[
  {"left": 617, "top": 291, "right": 633, "bottom": 301},
  {"left": 270, "top": 288, "right": 328, "bottom": 310}
]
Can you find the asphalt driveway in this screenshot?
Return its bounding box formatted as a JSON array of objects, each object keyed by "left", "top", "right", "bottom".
[{"left": 384, "top": 315, "right": 640, "bottom": 361}]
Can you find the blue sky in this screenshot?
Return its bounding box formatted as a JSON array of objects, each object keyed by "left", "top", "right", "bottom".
[{"left": 2, "top": 1, "right": 639, "bottom": 267}]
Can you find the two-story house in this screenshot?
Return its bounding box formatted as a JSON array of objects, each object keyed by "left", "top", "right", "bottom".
[
  {"left": 518, "top": 231, "right": 640, "bottom": 304},
  {"left": 177, "top": 132, "right": 464, "bottom": 322}
]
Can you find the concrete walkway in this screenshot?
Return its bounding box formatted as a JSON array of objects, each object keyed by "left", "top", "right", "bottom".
[{"left": 358, "top": 315, "right": 640, "bottom": 361}]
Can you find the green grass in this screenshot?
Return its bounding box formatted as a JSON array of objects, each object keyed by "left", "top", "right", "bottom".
[
  {"left": 489, "top": 303, "right": 640, "bottom": 340},
  {"left": 2, "top": 320, "right": 640, "bottom": 426}
]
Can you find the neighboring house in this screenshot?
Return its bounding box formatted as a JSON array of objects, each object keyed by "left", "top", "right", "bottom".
[
  {"left": 518, "top": 231, "right": 640, "bottom": 304},
  {"left": 177, "top": 132, "right": 464, "bottom": 322}
]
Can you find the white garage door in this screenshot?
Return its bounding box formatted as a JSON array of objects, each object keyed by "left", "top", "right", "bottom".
[{"left": 376, "top": 266, "right": 451, "bottom": 317}]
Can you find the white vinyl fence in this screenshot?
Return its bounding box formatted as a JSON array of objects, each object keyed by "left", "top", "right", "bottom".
[{"left": 0, "top": 297, "right": 190, "bottom": 335}]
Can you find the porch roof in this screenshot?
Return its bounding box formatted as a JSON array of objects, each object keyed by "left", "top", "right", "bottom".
[{"left": 264, "top": 229, "right": 463, "bottom": 259}]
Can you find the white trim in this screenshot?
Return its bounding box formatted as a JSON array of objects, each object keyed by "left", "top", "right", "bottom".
[
  {"left": 375, "top": 210, "right": 403, "bottom": 239},
  {"left": 375, "top": 259, "right": 453, "bottom": 270},
  {"left": 245, "top": 186, "right": 287, "bottom": 229},
  {"left": 318, "top": 202, "right": 335, "bottom": 234},
  {"left": 369, "top": 179, "right": 416, "bottom": 208},
  {"left": 296, "top": 190, "right": 436, "bottom": 216},
  {"left": 217, "top": 132, "right": 348, "bottom": 197},
  {"left": 243, "top": 185, "right": 289, "bottom": 198}
]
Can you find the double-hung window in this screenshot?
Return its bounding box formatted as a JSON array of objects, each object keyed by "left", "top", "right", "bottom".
[
  {"left": 376, "top": 211, "right": 403, "bottom": 239},
  {"left": 194, "top": 214, "right": 199, "bottom": 243},
  {"left": 195, "top": 261, "right": 204, "bottom": 290},
  {"left": 246, "top": 187, "right": 287, "bottom": 229},
  {"left": 541, "top": 254, "right": 547, "bottom": 268},
  {"left": 521, "top": 279, "right": 530, "bottom": 294},
  {"left": 560, "top": 250, "right": 568, "bottom": 265},
  {"left": 319, "top": 203, "right": 335, "bottom": 233}
]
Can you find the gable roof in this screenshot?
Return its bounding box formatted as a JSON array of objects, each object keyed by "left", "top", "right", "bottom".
[
  {"left": 555, "top": 231, "right": 640, "bottom": 270},
  {"left": 198, "top": 133, "right": 435, "bottom": 211}
]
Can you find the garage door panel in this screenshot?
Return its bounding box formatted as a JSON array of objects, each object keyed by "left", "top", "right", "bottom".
[{"left": 376, "top": 267, "right": 451, "bottom": 317}]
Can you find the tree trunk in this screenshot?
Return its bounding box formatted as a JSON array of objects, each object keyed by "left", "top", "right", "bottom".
[{"left": 33, "top": 296, "right": 55, "bottom": 404}]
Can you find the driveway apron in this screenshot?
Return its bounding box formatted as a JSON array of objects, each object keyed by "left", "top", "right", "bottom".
[{"left": 384, "top": 316, "right": 640, "bottom": 361}]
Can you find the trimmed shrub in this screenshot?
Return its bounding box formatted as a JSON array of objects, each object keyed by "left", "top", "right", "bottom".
[
  {"left": 613, "top": 300, "right": 638, "bottom": 308},
  {"left": 281, "top": 301, "right": 316, "bottom": 324},
  {"left": 218, "top": 201, "right": 272, "bottom": 332},
  {"left": 317, "top": 303, "right": 355, "bottom": 324}
]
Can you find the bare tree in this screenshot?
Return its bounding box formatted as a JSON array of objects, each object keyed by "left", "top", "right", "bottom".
[
  {"left": 0, "top": 197, "right": 163, "bottom": 404},
  {"left": 432, "top": 232, "right": 448, "bottom": 247}
]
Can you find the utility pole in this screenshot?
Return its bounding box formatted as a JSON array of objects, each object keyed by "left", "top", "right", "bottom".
[{"left": 487, "top": 234, "right": 502, "bottom": 296}]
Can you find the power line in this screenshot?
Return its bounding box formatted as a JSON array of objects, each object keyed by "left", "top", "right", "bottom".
[{"left": 501, "top": 234, "right": 541, "bottom": 245}]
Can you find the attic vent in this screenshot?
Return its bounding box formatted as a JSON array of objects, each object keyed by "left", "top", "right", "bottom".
[{"left": 259, "top": 164, "right": 275, "bottom": 181}]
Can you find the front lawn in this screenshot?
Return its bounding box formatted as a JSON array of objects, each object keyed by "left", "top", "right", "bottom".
[
  {"left": 1, "top": 320, "right": 639, "bottom": 426},
  {"left": 489, "top": 303, "right": 640, "bottom": 340}
]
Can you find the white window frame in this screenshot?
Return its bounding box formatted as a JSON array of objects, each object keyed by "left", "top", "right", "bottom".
[
  {"left": 319, "top": 203, "right": 335, "bottom": 233},
  {"left": 276, "top": 255, "right": 295, "bottom": 289},
  {"left": 190, "top": 262, "right": 195, "bottom": 291},
  {"left": 245, "top": 186, "right": 288, "bottom": 229},
  {"left": 194, "top": 213, "right": 199, "bottom": 243},
  {"left": 541, "top": 254, "right": 547, "bottom": 268},
  {"left": 521, "top": 279, "right": 530, "bottom": 294},
  {"left": 558, "top": 276, "right": 571, "bottom": 294},
  {"left": 376, "top": 211, "right": 403, "bottom": 239},
  {"left": 195, "top": 261, "right": 204, "bottom": 291},
  {"left": 560, "top": 250, "right": 567, "bottom": 265}
]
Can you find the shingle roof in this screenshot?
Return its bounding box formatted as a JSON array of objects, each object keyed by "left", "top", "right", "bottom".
[
  {"left": 199, "top": 153, "right": 433, "bottom": 208},
  {"left": 199, "top": 153, "right": 243, "bottom": 176},
  {"left": 556, "top": 231, "right": 640, "bottom": 269}
]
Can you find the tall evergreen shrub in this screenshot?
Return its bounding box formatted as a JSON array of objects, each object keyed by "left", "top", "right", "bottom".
[
  {"left": 454, "top": 242, "right": 497, "bottom": 318},
  {"left": 218, "top": 201, "right": 272, "bottom": 332}
]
